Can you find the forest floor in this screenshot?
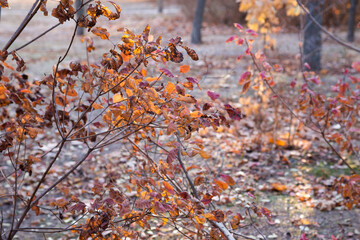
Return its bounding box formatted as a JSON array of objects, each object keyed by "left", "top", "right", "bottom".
[{"left": 1, "top": 0, "right": 360, "bottom": 239}]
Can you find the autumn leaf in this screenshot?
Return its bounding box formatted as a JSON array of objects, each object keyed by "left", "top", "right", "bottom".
[
  {"left": 159, "top": 68, "right": 174, "bottom": 78},
  {"left": 181, "top": 45, "right": 199, "bottom": 61},
  {"left": 352, "top": 61, "right": 360, "bottom": 73},
  {"left": 91, "top": 27, "right": 110, "bottom": 40},
  {"left": 242, "top": 81, "right": 251, "bottom": 94},
  {"left": 204, "top": 213, "right": 217, "bottom": 221},
  {"left": 179, "top": 65, "right": 190, "bottom": 73},
  {"left": 199, "top": 150, "right": 211, "bottom": 159},
  {"left": 163, "top": 181, "right": 175, "bottom": 195},
  {"left": 113, "top": 94, "right": 124, "bottom": 103},
  {"left": 92, "top": 102, "right": 104, "bottom": 109},
  {"left": 165, "top": 82, "right": 176, "bottom": 95},
  {"left": 146, "top": 77, "right": 159, "bottom": 82},
  {"left": 271, "top": 183, "right": 287, "bottom": 192},
  {"left": 239, "top": 71, "right": 251, "bottom": 84},
  {"left": 207, "top": 91, "right": 220, "bottom": 101},
  {"left": 194, "top": 216, "right": 206, "bottom": 224},
  {"left": 0, "top": 0, "right": 9, "bottom": 8},
  {"left": 220, "top": 174, "right": 235, "bottom": 186},
  {"left": 234, "top": 23, "right": 243, "bottom": 30},
  {"left": 214, "top": 179, "right": 228, "bottom": 190},
  {"left": 166, "top": 122, "right": 177, "bottom": 135},
  {"left": 224, "top": 104, "right": 244, "bottom": 121}
]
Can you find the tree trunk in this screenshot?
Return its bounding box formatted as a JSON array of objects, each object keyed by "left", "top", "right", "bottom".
[
  {"left": 303, "top": 0, "right": 324, "bottom": 71},
  {"left": 347, "top": 0, "right": 358, "bottom": 42},
  {"left": 191, "top": 0, "right": 206, "bottom": 44},
  {"left": 158, "top": 0, "right": 163, "bottom": 14},
  {"left": 0, "top": 8, "right": 2, "bottom": 21},
  {"left": 76, "top": 0, "right": 85, "bottom": 36}
]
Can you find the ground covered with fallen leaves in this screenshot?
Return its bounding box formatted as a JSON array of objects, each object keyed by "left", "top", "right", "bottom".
[{"left": 0, "top": 0, "right": 359, "bottom": 239}]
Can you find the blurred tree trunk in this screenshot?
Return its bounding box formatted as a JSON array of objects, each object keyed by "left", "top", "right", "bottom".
[
  {"left": 347, "top": 0, "right": 358, "bottom": 42},
  {"left": 76, "top": 0, "right": 85, "bottom": 36},
  {"left": 158, "top": 0, "right": 163, "bottom": 13},
  {"left": 303, "top": 0, "right": 324, "bottom": 71},
  {"left": 0, "top": 8, "right": 2, "bottom": 21},
  {"left": 191, "top": 0, "right": 206, "bottom": 44}
]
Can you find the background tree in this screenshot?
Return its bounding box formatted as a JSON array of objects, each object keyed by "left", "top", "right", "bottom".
[
  {"left": 303, "top": 0, "right": 324, "bottom": 71},
  {"left": 158, "top": 0, "right": 163, "bottom": 13},
  {"left": 347, "top": 0, "right": 358, "bottom": 42},
  {"left": 75, "top": 0, "right": 84, "bottom": 35},
  {"left": 191, "top": 0, "right": 206, "bottom": 44}
]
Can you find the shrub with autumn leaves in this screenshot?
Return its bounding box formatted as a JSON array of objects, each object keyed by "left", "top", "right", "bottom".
[
  {"left": 0, "top": 1, "right": 270, "bottom": 239},
  {"left": 227, "top": 22, "right": 360, "bottom": 210}
]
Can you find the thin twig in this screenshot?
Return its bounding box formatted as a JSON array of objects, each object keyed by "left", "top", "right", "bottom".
[
  {"left": 2, "top": 0, "right": 44, "bottom": 51},
  {"left": 296, "top": 0, "right": 360, "bottom": 53}
]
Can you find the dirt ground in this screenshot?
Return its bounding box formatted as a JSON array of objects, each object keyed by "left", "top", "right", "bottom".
[{"left": 1, "top": 1, "right": 360, "bottom": 239}]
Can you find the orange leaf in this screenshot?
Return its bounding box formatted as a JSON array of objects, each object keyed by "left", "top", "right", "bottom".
[
  {"left": 146, "top": 77, "right": 159, "bottom": 82},
  {"left": 214, "top": 179, "right": 228, "bottom": 190},
  {"left": 199, "top": 150, "right": 211, "bottom": 159},
  {"left": 163, "top": 181, "right": 175, "bottom": 195},
  {"left": 271, "top": 183, "right": 287, "bottom": 192},
  {"left": 165, "top": 82, "right": 176, "bottom": 95},
  {"left": 0, "top": 0, "right": 9, "bottom": 8},
  {"left": 179, "top": 65, "right": 190, "bottom": 73},
  {"left": 92, "top": 102, "right": 104, "bottom": 109},
  {"left": 275, "top": 139, "right": 287, "bottom": 147},
  {"left": 20, "top": 89, "right": 33, "bottom": 94},
  {"left": 31, "top": 205, "right": 40, "bottom": 216},
  {"left": 204, "top": 213, "right": 217, "bottom": 221},
  {"left": 190, "top": 111, "right": 202, "bottom": 118},
  {"left": 91, "top": 27, "right": 109, "bottom": 40}
]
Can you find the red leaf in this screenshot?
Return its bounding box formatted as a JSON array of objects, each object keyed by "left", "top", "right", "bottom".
[
  {"left": 290, "top": 78, "right": 297, "bottom": 88},
  {"left": 159, "top": 68, "right": 174, "bottom": 78},
  {"left": 352, "top": 61, "right": 360, "bottom": 73},
  {"left": 135, "top": 199, "right": 152, "bottom": 209},
  {"left": 166, "top": 148, "right": 178, "bottom": 164},
  {"left": 201, "top": 193, "right": 213, "bottom": 205},
  {"left": 224, "top": 104, "right": 243, "bottom": 120},
  {"left": 220, "top": 174, "right": 235, "bottom": 186},
  {"left": 225, "top": 35, "right": 237, "bottom": 43},
  {"left": 234, "top": 23, "right": 243, "bottom": 30},
  {"left": 207, "top": 91, "right": 220, "bottom": 101},
  {"left": 69, "top": 202, "right": 86, "bottom": 212},
  {"left": 300, "top": 233, "right": 309, "bottom": 240},
  {"left": 239, "top": 71, "right": 251, "bottom": 84}
]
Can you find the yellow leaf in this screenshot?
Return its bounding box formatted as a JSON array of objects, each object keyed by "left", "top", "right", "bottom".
[
  {"left": 179, "top": 65, "right": 190, "bottom": 73},
  {"left": 194, "top": 216, "right": 206, "bottom": 224},
  {"left": 113, "top": 94, "right": 124, "bottom": 103}
]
